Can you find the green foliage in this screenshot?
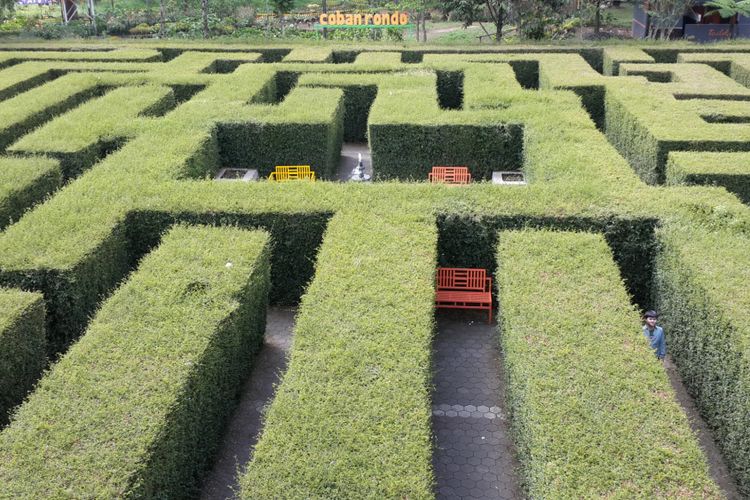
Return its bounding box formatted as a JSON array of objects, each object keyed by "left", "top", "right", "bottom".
[
  {"left": 655, "top": 223, "right": 750, "bottom": 497},
  {"left": 0, "top": 288, "right": 45, "bottom": 426},
  {"left": 705, "top": 0, "right": 750, "bottom": 19},
  {"left": 272, "top": 0, "right": 294, "bottom": 16},
  {"left": 240, "top": 212, "right": 436, "bottom": 498},
  {"left": 3, "top": 44, "right": 750, "bottom": 498},
  {"left": 667, "top": 151, "right": 750, "bottom": 204},
  {"left": 0, "top": 156, "right": 61, "bottom": 231},
  {"left": 0, "top": 225, "right": 271, "bottom": 497},
  {"left": 498, "top": 229, "right": 721, "bottom": 498}
]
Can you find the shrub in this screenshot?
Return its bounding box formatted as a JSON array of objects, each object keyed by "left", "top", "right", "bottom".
[
  {"left": 240, "top": 211, "right": 435, "bottom": 498},
  {"left": 0, "top": 156, "right": 61, "bottom": 231},
  {"left": 0, "top": 225, "right": 271, "bottom": 497},
  {"left": 655, "top": 223, "right": 750, "bottom": 496},
  {"left": 0, "top": 288, "right": 45, "bottom": 426},
  {"left": 497, "top": 229, "right": 720, "bottom": 498}
]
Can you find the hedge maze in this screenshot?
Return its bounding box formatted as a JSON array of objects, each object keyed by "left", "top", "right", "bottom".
[{"left": 0, "top": 42, "right": 749, "bottom": 497}]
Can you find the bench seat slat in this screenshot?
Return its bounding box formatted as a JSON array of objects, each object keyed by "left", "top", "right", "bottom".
[{"left": 435, "top": 267, "right": 492, "bottom": 323}]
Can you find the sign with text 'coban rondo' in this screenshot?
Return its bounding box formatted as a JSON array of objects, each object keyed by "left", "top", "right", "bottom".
[{"left": 315, "top": 10, "right": 413, "bottom": 29}]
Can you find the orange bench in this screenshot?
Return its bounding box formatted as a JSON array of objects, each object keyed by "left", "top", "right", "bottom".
[
  {"left": 435, "top": 267, "right": 493, "bottom": 323},
  {"left": 428, "top": 166, "right": 471, "bottom": 184}
]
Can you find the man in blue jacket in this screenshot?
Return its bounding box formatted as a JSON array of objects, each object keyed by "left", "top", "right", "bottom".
[{"left": 643, "top": 310, "right": 666, "bottom": 361}]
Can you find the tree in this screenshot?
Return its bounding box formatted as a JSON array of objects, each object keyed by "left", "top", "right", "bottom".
[
  {"left": 0, "top": 0, "right": 14, "bottom": 21},
  {"left": 705, "top": 0, "right": 750, "bottom": 20},
  {"left": 400, "top": 0, "right": 435, "bottom": 42},
  {"left": 272, "top": 0, "right": 294, "bottom": 34},
  {"left": 510, "top": 0, "right": 568, "bottom": 39},
  {"left": 444, "top": 0, "right": 508, "bottom": 41},
  {"left": 588, "top": 0, "right": 605, "bottom": 34},
  {"left": 159, "top": 0, "right": 166, "bottom": 36},
  {"left": 202, "top": 0, "right": 209, "bottom": 37},
  {"left": 646, "top": 0, "right": 695, "bottom": 39}
]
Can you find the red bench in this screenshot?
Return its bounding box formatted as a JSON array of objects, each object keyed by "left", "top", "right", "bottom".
[
  {"left": 428, "top": 166, "right": 471, "bottom": 184},
  {"left": 435, "top": 267, "right": 493, "bottom": 323}
]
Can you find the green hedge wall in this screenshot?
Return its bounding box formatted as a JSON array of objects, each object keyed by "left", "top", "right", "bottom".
[
  {"left": 604, "top": 86, "right": 663, "bottom": 184},
  {"left": 0, "top": 73, "right": 104, "bottom": 151},
  {"left": 218, "top": 88, "right": 344, "bottom": 179},
  {"left": 124, "top": 210, "right": 331, "bottom": 305},
  {"left": 437, "top": 215, "right": 658, "bottom": 309},
  {"left": 497, "top": 229, "right": 720, "bottom": 498},
  {"left": 667, "top": 151, "right": 750, "bottom": 204},
  {"left": 436, "top": 70, "right": 463, "bottom": 110},
  {"left": 0, "top": 156, "right": 61, "bottom": 231},
  {"left": 370, "top": 123, "right": 523, "bottom": 180},
  {"left": 0, "top": 288, "right": 45, "bottom": 427},
  {"left": 240, "top": 211, "right": 435, "bottom": 498},
  {"left": 0, "top": 64, "right": 58, "bottom": 102},
  {"left": 655, "top": 224, "right": 750, "bottom": 496},
  {"left": 8, "top": 85, "right": 176, "bottom": 180},
  {"left": 0, "top": 225, "right": 271, "bottom": 497},
  {"left": 0, "top": 220, "right": 131, "bottom": 356},
  {"left": 340, "top": 84, "right": 377, "bottom": 142}
]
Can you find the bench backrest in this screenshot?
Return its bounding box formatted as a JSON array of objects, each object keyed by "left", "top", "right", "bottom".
[
  {"left": 436, "top": 267, "right": 490, "bottom": 292},
  {"left": 428, "top": 166, "right": 471, "bottom": 184},
  {"left": 269, "top": 165, "right": 315, "bottom": 181}
]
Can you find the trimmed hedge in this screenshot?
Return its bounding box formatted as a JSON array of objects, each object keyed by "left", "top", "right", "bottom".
[
  {"left": 0, "top": 224, "right": 271, "bottom": 497},
  {"left": 371, "top": 122, "right": 523, "bottom": 180},
  {"left": 240, "top": 211, "right": 435, "bottom": 498},
  {"left": 283, "top": 47, "right": 334, "bottom": 63},
  {"left": 667, "top": 151, "right": 750, "bottom": 203},
  {"left": 0, "top": 73, "right": 105, "bottom": 150},
  {"left": 124, "top": 210, "right": 331, "bottom": 305},
  {"left": 2, "top": 43, "right": 750, "bottom": 496},
  {"left": 437, "top": 214, "right": 658, "bottom": 310},
  {"left": 497, "top": 229, "right": 720, "bottom": 498},
  {"left": 0, "top": 156, "right": 61, "bottom": 230},
  {"left": 605, "top": 68, "right": 750, "bottom": 184},
  {"left": 9, "top": 85, "right": 176, "bottom": 179},
  {"left": 0, "top": 288, "right": 45, "bottom": 426},
  {"left": 0, "top": 62, "right": 59, "bottom": 101},
  {"left": 655, "top": 223, "right": 750, "bottom": 496},
  {"left": 217, "top": 87, "right": 345, "bottom": 179},
  {"left": 602, "top": 47, "right": 655, "bottom": 76},
  {"left": 298, "top": 72, "right": 380, "bottom": 142}
]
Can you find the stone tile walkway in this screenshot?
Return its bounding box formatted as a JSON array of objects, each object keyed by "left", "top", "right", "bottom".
[
  {"left": 200, "top": 307, "right": 296, "bottom": 500},
  {"left": 432, "top": 311, "right": 522, "bottom": 500}
]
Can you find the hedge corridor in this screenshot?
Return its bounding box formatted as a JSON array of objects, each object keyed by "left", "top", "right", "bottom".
[{"left": 0, "top": 42, "right": 749, "bottom": 498}]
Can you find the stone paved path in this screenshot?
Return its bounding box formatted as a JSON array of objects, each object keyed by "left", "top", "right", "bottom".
[
  {"left": 200, "top": 307, "right": 296, "bottom": 500},
  {"left": 432, "top": 312, "right": 522, "bottom": 500}
]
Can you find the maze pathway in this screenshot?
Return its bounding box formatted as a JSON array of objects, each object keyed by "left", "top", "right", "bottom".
[
  {"left": 201, "top": 307, "right": 297, "bottom": 500},
  {"left": 665, "top": 360, "right": 742, "bottom": 500},
  {"left": 432, "top": 313, "right": 521, "bottom": 500}
]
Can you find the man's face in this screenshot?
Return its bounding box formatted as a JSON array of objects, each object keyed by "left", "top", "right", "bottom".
[{"left": 645, "top": 316, "right": 657, "bottom": 328}]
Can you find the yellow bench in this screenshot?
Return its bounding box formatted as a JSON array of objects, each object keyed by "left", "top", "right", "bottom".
[{"left": 268, "top": 165, "right": 316, "bottom": 181}]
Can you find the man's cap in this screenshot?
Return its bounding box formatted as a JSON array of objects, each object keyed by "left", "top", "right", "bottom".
[{"left": 644, "top": 310, "right": 659, "bottom": 318}]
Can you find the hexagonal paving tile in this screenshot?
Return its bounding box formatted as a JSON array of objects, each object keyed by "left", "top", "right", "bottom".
[{"left": 432, "top": 313, "right": 522, "bottom": 499}]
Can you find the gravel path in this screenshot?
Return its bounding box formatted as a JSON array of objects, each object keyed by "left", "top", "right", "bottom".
[{"left": 200, "top": 307, "right": 296, "bottom": 500}]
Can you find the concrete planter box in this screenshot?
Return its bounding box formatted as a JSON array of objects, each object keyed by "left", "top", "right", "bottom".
[{"left": 214, "top": 168, "right": 259, "bottom": 181}]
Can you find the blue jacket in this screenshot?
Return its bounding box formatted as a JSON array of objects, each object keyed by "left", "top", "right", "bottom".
[{"left": 643, "top": 325, "right": 666, "bottom": 359}]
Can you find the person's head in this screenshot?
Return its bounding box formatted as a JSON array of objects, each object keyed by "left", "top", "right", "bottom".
[{"left": 644, "top": 310, "right": 658, "bottom": 328}]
